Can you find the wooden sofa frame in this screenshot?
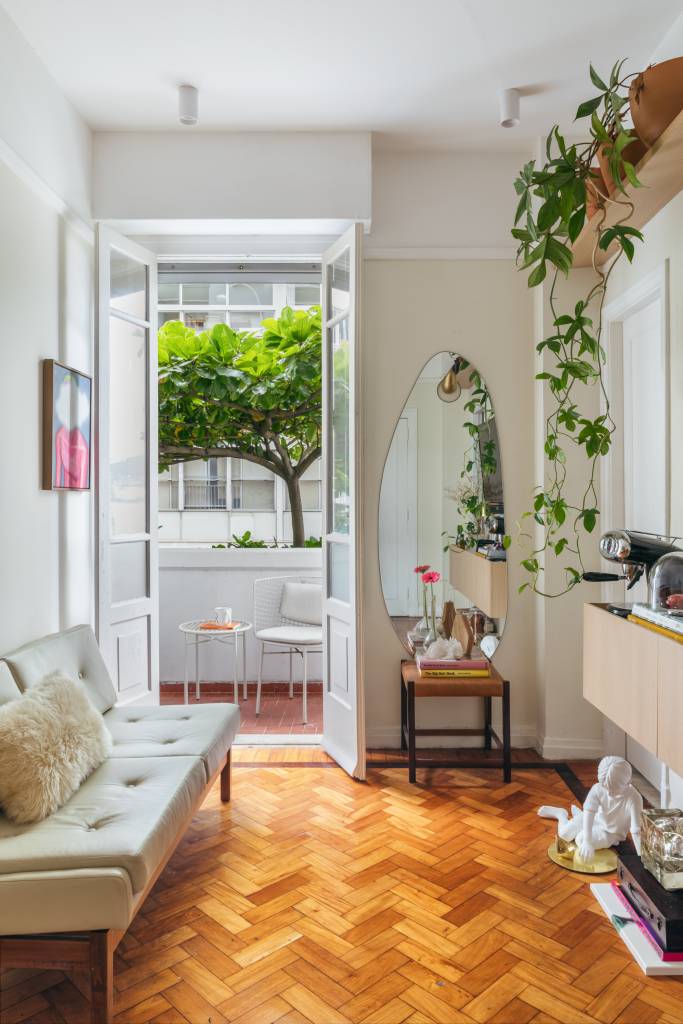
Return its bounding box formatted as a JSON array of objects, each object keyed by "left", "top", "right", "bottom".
[{"left": 0, "top": 751, "right": 231, "bottom": 1023}]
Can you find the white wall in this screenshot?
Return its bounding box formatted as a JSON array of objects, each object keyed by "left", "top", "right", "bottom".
[
  {"left": 0, "top": 164, "right": 94, "bottom": 653},
  {"left": 0, "top": 11, "right": 94, "bottom": 657},
  {"left": 0, "top": 7, "right": 91, "bottom": 222},
  {"left": 362, "top": 260, "right": 537, "bottom": 748},
  {"left": 93, "top": 132, "right": 371, "bottom": 223},
  {"left": 368, "top": 149, "right": 529, "bottom": 255},
  {"left": 159, "top": 547, "right": 322, "bottom": 683}
]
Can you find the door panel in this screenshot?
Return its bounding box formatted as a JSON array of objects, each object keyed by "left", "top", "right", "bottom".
[
  {"left": 97, "top": 226, "right": 158, "bottom": 706},
  {"left": 322, "top": 224, "right": 365, "bottom": 778}
]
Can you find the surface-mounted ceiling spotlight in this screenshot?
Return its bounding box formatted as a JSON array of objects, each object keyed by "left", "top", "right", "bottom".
[
  {"left": 499, "top": 88, "right": 520, "bottom": 128},
  {"left": 179, "top": 84, "right": 199, "bottom": 126},
  {"left": 437, "top": 357, "right": 463, "bottom": 403}
]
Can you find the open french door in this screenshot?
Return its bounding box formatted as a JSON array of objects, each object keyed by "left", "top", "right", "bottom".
[
  {"left": 321, "top": 224, "right": 366, "bottom": 779},
  {"left": 96, "top": 226, "right": 159, "bottom": 706}
]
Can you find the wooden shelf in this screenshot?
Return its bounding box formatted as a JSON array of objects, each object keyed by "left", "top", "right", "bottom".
[
  {"left": 448, "top": 547, "right": 507, "bottom": 619},
  {"left": 571, "top": 108, "right": 683, "bottom": 268}
]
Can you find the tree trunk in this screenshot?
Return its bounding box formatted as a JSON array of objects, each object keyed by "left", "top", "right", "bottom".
[{"left": 285, "top": 474, "right": 306, "bottom": 547}]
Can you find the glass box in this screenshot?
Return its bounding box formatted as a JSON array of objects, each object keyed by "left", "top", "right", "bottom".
[{"left": 649, "top": 552, "right": 683, "bottom": 616}]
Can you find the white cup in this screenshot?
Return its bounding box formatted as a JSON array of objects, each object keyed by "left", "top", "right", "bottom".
[{"left": 215, "top": 606, "right": 232, "bottom": 625}]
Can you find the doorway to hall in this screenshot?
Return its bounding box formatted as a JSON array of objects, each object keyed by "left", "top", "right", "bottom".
[{"left": 155, "top": 261, "right": 324, "bottom": 740}]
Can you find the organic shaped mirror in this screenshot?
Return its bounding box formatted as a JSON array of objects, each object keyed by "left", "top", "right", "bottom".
[{"left": 379, "top": 352, "right": 507, "bottom": 658}]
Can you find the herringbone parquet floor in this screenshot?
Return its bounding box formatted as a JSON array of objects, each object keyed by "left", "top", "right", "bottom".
[{"left": 3, "top": 750, "right": 683, "bottom": 1024}]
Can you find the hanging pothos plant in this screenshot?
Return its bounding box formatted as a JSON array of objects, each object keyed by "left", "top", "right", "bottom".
[
  {"left": 513, "top": 60, "right": 644, "bottom": 596},
  {"left": 443, "top": 361, "right": 502, "bottom": 551}
]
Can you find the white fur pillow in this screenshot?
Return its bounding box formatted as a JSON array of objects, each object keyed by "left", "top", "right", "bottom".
[{"left": 0, "top": 673, "right": 112, "bottom": 824}]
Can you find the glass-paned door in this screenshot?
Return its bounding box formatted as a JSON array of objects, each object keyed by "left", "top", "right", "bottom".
[
  {"left": 97, "top": 226, "right": 158, "bottom": 705},
  {"left": 322, "top": 224, "right": 365, "bottom": 778}
]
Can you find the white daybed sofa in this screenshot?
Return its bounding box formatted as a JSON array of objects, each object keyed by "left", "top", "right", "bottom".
[{"left": 0, "top": 624, "right": 240, "bottom": 1023}]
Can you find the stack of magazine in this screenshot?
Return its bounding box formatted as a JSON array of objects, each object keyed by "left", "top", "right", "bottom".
[{"left": 416, "top": 655, "right": 490, "bottom": 678}]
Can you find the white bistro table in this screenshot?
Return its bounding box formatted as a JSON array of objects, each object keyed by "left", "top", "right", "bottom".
[{"left": 178, "top": 620, "right": 253, "bottom": 705}]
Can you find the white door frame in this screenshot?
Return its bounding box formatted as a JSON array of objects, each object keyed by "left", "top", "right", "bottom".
[
  {"left": 600, "top": 260, "right": 670, "bottom": 801},
  {"left": 321, "top": 223, "right": 366, "bottom": 779},
  {"left": 96, "top": 225, "right": 159, "bottom": 706},
  {"left": 600, "top": 260, "right": 670, "bottom": 560}
]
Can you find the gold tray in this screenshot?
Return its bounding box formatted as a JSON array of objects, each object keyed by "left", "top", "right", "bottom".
[{"left": 547, "top": 839, "right": 617, "bottom": 875}]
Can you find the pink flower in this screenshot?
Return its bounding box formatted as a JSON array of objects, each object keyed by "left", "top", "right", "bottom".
[
  {"left": 421, "top": 570, "right": 441, "bottom": 584},
  {"left": 414, "top": 564, "right": 430, "bottom": 574}
]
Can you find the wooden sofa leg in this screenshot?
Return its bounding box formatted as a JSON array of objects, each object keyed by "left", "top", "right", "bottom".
[
  {"left": 220, "top": 750, "right": 232, "bottom": 802},
  {"left": 89, "top": 931, "right": 113, "bottom": 1024}
]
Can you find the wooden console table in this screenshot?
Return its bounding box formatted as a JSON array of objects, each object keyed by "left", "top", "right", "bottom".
[{"left": 400, "top": 660, "right": 511, "bottom": 783}]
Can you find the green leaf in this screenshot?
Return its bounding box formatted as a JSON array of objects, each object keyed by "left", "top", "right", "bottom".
[
  {"left": 589, "top": 64, "right": 608, "bottom": 91},
  {"left": 528, "top": 261, "right": 547, "bottom": 287},
  {"left": 575, "top": 96, "right": 602, "bottom": 120}
]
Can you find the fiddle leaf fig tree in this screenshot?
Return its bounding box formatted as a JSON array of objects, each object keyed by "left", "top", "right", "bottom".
[
  {"left": 158, "top": 306, "right": 322, "bottom": 547},
  {"left": 513, "top": 60, "right": 644, "bottom": 597}
]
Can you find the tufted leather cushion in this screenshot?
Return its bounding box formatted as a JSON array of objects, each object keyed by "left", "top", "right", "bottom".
[
  {"left": 256, "top": 625, "right": 322, "bottom": 646},
  {"left": 105, "top": 703, "right": 240, "bottom": 782},
  {"left": 0, "top": 755, "right": 205, "bottom": 893},
  {"left": 0, "top": 867, "right": 134, "bottom": 935},
  {"left": 1, "top": 624, "right": 117, "bottom": 713}
]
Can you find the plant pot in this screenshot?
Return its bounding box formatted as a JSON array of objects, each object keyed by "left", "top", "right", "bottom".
[
  {"left": 585, "top": 166, "right": 606, "bottom": 219},
  {"left": 629, "top": 57, "right": 683, "bottom": 148},
  {"left": 596, "top": 134, "right": 647, "bottom": 193}
]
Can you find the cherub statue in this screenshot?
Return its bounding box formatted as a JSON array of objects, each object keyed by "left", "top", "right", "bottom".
[{"left": 538, "top": 756, "right": 643, "bottom": 862}]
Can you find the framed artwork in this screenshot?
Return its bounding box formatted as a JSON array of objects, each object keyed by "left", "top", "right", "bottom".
[{"left": 42, "top": 359, "right": 92, "bottom": 491}]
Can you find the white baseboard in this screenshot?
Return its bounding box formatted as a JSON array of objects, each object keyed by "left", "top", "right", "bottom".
[
  {"left": 365, "top": 725, "right": 537, "bottom": 750},
  {"left": 539, "top": 735, "right": 604, "bottom": 760}
]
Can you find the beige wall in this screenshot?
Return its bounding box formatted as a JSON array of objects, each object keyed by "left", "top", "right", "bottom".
[{"left": 362, "top": 259, "right": 537, "bottom": 747}]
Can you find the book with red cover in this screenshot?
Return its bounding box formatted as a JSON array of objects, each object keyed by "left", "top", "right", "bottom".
[{"left": 417, "top": 658, "right": 489, "bottom": 670}]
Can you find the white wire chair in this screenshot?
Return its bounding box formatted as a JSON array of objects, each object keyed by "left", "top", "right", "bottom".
[{"left": 253, "top": 575, "right": 323, "bottom": 724}]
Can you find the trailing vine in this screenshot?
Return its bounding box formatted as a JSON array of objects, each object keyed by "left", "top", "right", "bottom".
[{"left": 512, "top": 61, "right": 644, "bottom": 596}]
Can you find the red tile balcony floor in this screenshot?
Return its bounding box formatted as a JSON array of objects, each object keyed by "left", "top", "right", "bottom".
[{"left": 159, "top": 680, "right": 323, "bottom": 735}]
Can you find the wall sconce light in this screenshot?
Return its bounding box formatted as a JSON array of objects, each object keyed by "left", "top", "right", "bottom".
[{"left": 437, "top": 357, "right": 463, "bottom": 403}]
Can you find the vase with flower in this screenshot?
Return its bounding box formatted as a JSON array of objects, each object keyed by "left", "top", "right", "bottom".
[
  {"left": 413, "top": 564, "right": 431, "bottom": 634},
  {"left": 421, "top": 569, "right": 442, "bottom": 645}
]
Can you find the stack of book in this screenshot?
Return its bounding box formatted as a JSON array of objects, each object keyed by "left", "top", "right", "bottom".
[
  {"left": 630, "top": 603, "right": 683, "bottom": 640},
  {"left": 416, "top": 656, "right": 490, "bottom": 678}
]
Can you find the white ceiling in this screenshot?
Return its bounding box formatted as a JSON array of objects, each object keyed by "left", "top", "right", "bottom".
[{"left": 3, "top": 0, "right": 680, "bottom": 148}]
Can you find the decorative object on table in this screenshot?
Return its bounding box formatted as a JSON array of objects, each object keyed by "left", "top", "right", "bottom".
[
  {"left": 440, "top": 600, "right": 456, "bottom": 639},
  {"left": 629, "top": 57, "right": 683, "bottom": 147},
  {"left": 421, "top": 569, "right": 441, "bottom": 645},
  {"left": 215, "top": 606, "right": 233, "bottom": 625},
  {"left": 479, "top": 634, "right": 500, "bottom": 659},
  {"left": 618, "top": 851, "right": 683, "bottom": 951},
  {"left": 539, "top": 756, "right": 643, "bottom": 869},
  {"left": 42, "top": 359, "right": 92, "bottom": 491},
  {"left": 648, "top": 552, "right": 683, "bottom": 617},
  {"left": 414, "top": 564, "right": 432, "bottom": 633},
  {"left": 640, "top": 809, "right": 683, "bottom": 890},
  {"left": 453, "top": 610, "right": 474, "bottom": 657},
  {"left": 198, "top": 621, "right": 237, "bottom": 631}
]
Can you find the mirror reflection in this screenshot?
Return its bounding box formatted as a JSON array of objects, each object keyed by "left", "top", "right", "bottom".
[{"left": 379, "top": 352, "right": 507, "bottom": 658}]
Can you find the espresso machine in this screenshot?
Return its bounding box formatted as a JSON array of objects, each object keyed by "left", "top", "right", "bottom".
[{"left": 583, "top": 530, "right": 681, "bottom": 616}]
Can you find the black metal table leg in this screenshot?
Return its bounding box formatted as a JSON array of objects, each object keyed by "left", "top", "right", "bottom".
[
  {"left": 407, "top": 679, "right": 416, "bottom": 783},
  {"left": 484, "top": 695, "right": 492, "bottom": 750},
  {"left": 400, "top": 672, "right": 407, "bottom": 751},
  {"left": 502, "top": 679, "right": 511, "bottom": 783}
]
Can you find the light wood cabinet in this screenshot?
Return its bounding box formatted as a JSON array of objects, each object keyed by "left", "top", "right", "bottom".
[
  {"left": 657, "top": 639, "right": 683, "bottom": 778},
  {"left": 583, "top": 603, "right": 683, "bottom": 773},
  {"left": 449, "top": 547, "right": 507, "bottom": 619}
]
